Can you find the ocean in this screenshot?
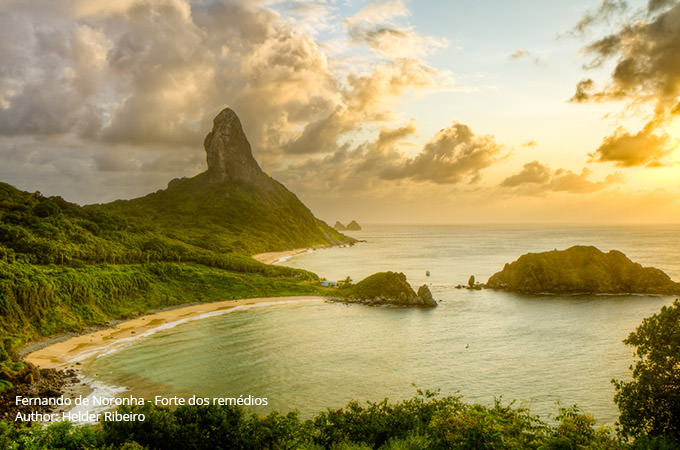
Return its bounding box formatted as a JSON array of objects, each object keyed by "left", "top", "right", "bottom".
[{"left": 80, "top": 224, "right": 680, "bottom": 423}]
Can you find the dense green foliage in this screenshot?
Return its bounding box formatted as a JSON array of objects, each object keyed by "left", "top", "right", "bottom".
[
  {"left": 0, "top": 261, "right": 322, "bottom": 341},
  {"left": 486, "top": 245, "right": 680, "bottom": 295},
  {"left": 0, "top": 391, "right": 624, "bottom": 449},
  {"left": 342, "top": 272, "right": 417, "bottom": 301},
  {"left": 99, "top": 173, "right": 349, "bottom": 256},
  {"left": 0, "top": 181, "right": 334, "bottom": 269},
  {"left": 613, "top": 299, "right": 680, "bottom": 444},
  {"left": 0, "top": 180, "right": 336, "bottom": 389},
  {"left": 339, "top": 272, "right": 436, "bottom": 306}
]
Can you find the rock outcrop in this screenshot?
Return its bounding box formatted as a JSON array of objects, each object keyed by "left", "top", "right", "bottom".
[
  {"left": 336, "top": 271, "right": 437, "bottom": 307},
  {"left": 334, "top": 221, "right": 347, "bottom": 231},
  {"left": 204, "top": 108, "right": 268, "bottom": 186},
  {"left": 346, "top": 220, "right": 362, "bottom": 231},
  {"left": 102, "top": 107, "right": 355, "bottom": 254},
  {"left": 416, "top": 284, "right": 436, "bottom": 305},
  {"left": 486, "top": 245, "right": 680, "bottom": 295}
]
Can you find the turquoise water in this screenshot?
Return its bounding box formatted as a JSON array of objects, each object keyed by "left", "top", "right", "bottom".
[{"left": 82, "top": 225, "right": 680, "bottom": 423}]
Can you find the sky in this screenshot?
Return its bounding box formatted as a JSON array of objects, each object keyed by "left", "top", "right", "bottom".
[{"left": 0, "top": 0, "right": 679, "bottom": 224}]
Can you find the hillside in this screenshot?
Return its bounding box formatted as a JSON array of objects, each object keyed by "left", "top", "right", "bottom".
[
  {"left": 97, "top": 108, "right": 351, "bottom": 255},
  {"left": 0, "top": 181, "right": 322, "bottom": 346},
  {"left": 0, "top": 108, "right": 351, "bottom": 386}
]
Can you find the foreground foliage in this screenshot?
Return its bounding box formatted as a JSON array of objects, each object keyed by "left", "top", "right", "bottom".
[
  {"left": 0, "top": 391, "right": 624, "bottom": 450},
  {"left": 613, "top": 299, "right": 680, "bottom": 444}
]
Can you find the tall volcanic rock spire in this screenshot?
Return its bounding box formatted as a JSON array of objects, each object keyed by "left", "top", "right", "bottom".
[
  {"left": 99, "top": 106, "right": 353, "bottom": 255},
  {"left": 204, "top": 108, "right": 267, "bottom": 185}
]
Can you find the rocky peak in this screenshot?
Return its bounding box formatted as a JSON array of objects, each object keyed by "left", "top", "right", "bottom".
[{"left": 204, "top": 108, "right": 266, "bottom": 184}]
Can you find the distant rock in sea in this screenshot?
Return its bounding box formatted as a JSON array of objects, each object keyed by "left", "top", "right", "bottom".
[
  {"left": 346, "top": 220, "right": 362, "bottom": 231},
  {"left": 335, "top": 271, "right": 437, "bottom": 307},
  {"left": 334, "top": 221, "right": 347, "bottom": 231},
  {"left": 486, "top": 245, "right": 680, "bottom": 295}
]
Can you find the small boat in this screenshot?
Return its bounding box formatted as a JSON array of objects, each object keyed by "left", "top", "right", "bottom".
[{"left": 425, "top": 270, "right": 430, "bottom": 277}]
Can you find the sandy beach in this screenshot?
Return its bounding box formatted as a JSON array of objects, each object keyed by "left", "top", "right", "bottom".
[
  {"left": 252, "top": 248, "right": 312, "bottom": 264},
  {"left": 25, "top": 296, "right": 325, "bottom": 370}
]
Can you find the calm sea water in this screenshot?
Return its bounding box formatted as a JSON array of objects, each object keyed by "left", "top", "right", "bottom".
[{"left": 82, "top": 225, "right": 680, "bottom": 423}]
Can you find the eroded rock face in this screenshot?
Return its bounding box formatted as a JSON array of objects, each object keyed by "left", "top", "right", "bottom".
[
  {"left": 204, "top": 108, "right": 266, "bottom": 185},
  {"left": 416, "top": 284, "right": 437, "bottom": 307}
]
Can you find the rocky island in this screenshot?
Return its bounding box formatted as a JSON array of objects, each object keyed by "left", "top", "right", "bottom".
[
  {"left": 486, "top": 245, "right": 680, "bottom": 295},
  {"left": 346, "top": 220, "right": 362, "bottom": 231},
  {"left": 333, "top": 271, "right": 437, "bottom": 307}
]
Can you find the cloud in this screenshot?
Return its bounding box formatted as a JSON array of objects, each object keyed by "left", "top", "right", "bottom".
[
  {"left": 280, "top": 120, "right": 501, "bottom": 195},
  {"left": 508, "top": 49, "right": 546, "bottom": 66},
  {"left": 500, "top": 161, "right": 623, "bottom": 194},
  {"left": 510, "top": 49, "right": 529, "bottom": 59},
  {"left": 344, "top": 0, "right": 447, "bottom": 58},
  {"left": 572, "top": 0, "right": 628, "bottom": 34},
  {"left": 282, "top": 58, "right": 442, "bottom": 154},
  {"left": 572, "top": 1, "right": 680, "bottom": 166},
  {"left": 500, "top": 161, "right": 551, "bottom": 187},
  {"left": 383, "top": 122, "right": 501, "bottom": 184},
  {"left": 589, "top": 118, "right": 673, "bottom": 166}
]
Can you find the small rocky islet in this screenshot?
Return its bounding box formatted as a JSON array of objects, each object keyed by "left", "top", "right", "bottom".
[
  {"left": 460, "top": 245, "right": 680, "bottom": 295},
  {"left": 334, "top": 220, "right": 362, "bottom": 231},
  {"left": 332, "top": 271, "right": 437, "bottom": 307}
]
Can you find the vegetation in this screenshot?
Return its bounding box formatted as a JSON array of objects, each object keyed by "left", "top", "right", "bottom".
[
  {"left": 2, "top": 176, "right": 679, "bottom": 448},
  {"left": 338, "top": 272, "right": 436, "bottom": 307},
  {"left": 0, "top": 391, "right": 624, "bottom": 450},
  {"left": 99, "top": 173, "right": 350, "bottom": 256},
  {"left": 4, "top": 300, "right": 680, "bottom": 448},
  {"left": 613, "top": 299, "right": 680, "bottom": 445},
  {"left": 486, "top": 245, "right": 680, "bottom": 295},
  {"left": 0, "top": 180, "right": 338, "bottom": 391}
]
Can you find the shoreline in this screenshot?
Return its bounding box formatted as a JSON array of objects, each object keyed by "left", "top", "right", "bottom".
[
  {"left": 252, "top": 248, "right": 312, "bottom": 265},
  {"left": 25, "top": 296, "right": 326, "bottom": 371}
]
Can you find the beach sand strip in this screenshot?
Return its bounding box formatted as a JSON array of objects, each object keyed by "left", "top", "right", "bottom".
[{"left": 25, "top": 296, "right": 325, "bottom": 370}]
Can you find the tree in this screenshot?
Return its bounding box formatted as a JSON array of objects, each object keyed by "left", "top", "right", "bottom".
[{"left": 613, "top": 299, "right": 680, "bottom": 441}]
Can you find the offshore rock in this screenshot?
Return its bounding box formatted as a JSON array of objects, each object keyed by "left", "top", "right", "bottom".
[
  {"left": 334, "top": 221, "right": 347, "bottom": 231},
  {"left": 204, "top": 108, "right": 267, "bottom": 185},
  {"left": 486, "top": 245, "right": 680, "bottom": 295},
  {"left": 336, "top": 271, "right": 438, "bottom": 307},
  {"left": 416, "top": 284, "right": 437, "bottom": 306},
  {"left": 346, "top": 220, "right": 362, "bottom": 231}
]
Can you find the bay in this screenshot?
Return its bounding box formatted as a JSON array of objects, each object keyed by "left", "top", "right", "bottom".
[{"left": 82, "top": 224, "right": 680, "bottom": 423}]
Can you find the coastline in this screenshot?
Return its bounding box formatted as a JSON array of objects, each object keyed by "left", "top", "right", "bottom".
[
  {"left": 25, "top": 296, "right": 326, "bottom": 371},
  {"left": 252, "top": 248, "right": 312, "bottom": 264}
]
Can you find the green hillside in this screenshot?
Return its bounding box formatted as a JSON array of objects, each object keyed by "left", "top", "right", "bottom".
[
  {"left": 0, "top": 182, "right": 328, "bottom": 361},
  {"left": 0, "top": 108, "right": 353, "bottom": 393},
  {"left": 98, "top": 172, "right": 349, "bottom": 256}
]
